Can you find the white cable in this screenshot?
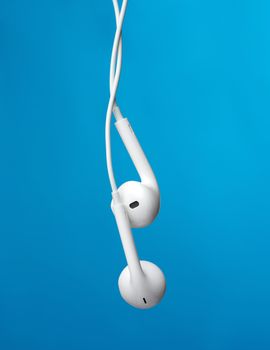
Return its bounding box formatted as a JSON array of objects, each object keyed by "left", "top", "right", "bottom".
[
  {"left": 111, "top": 1, "right": 124, "bottom": 121},
  {"left": 110, "top": 0, "right": 122, "bottom": 95},
  {"left": 106, "top": 0, "right": 128, "bottom": 192}
]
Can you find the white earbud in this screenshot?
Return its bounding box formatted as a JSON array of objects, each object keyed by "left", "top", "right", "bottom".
[
  {"left": 112, "top": 190, "right": 166, "bottom": 309},
  {"left": 113, "top": 118, "right": 160, "bottom": 228},
  {"left": 110, "top": 119, "right": 166, "bottom": 309},
  {"left": 105, "top": 0, "right": 166, "bottom": 309}
]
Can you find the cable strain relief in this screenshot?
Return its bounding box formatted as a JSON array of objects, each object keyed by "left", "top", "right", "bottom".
[
  {"left": 113, "top": 104, "right": 124, "bottom": 121},
  {"left": 112, "top": 190, "right": 121, "bottom": 203}
]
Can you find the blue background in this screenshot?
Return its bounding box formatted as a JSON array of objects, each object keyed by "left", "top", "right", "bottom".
[{"left": 0, "top": 1, "right": 270, "bottom": 349}]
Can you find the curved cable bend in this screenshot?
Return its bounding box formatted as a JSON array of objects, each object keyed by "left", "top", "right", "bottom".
[{"left": 106, "top": 0, "right": 128, "bottom": 192}]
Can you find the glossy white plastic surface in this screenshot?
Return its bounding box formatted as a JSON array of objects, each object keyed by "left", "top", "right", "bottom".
[
  {"left": 115, "top": 118, "right": 159, "bottom": 194},
  {"left": 118, "top": 261, "right": 166, "bottom": 309},
  {"left": 112, "top": 192, "right": 143, "bottom": 277},
  {"left": 112, "top": 192, "right": 166, "bottom": 309}
]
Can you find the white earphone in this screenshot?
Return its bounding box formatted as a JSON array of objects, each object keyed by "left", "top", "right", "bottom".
[{"left": 105, "top": 0, "right": 166, "bottom": 309}]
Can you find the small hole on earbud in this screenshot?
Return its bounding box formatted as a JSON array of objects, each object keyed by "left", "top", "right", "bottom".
[
  {"left": 143, "top": 298, "right": 147, "bottom": 304},
  {"left": 129, "top": 201, "right": 139, "bottom": 209}
]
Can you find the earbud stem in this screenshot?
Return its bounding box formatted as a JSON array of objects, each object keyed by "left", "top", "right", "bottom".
[
  {"left": 112, "top": 192, "right": 144, "bottom": 279},
  {"left": 115, "top": 118, "right": 159, "bottom": 195}
]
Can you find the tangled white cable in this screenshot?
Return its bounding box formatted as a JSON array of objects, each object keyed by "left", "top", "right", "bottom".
[{"left": 106, "top": 0, "right": 128, "bottom": 192}]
